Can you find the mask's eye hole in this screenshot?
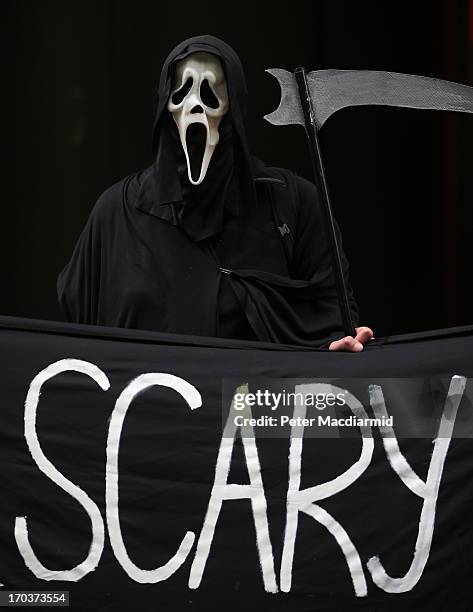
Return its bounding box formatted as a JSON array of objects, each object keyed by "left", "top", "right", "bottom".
[
  {"left": 200, "top": 79, "right": 220, "bottom": 109},
  {"left": 171, "top": 77, "right": 193, "bottom": 105}
]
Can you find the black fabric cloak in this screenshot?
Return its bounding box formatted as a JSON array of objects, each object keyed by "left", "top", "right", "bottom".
[{"left": 57, "top": 35, "right": 359, "bottom": 347}]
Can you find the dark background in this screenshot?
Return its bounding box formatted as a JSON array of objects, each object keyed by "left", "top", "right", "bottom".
[{"left": 4, "top": 0, "right": 473, "bottom": 337}]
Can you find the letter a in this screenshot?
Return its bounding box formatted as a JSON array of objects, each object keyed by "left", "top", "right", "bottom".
[{"left": 189, "top": 384, "right": 278, "bottom": 593}]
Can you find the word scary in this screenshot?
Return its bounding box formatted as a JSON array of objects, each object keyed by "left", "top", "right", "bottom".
[{"left": 11, "top": 360, "right": 466, "bottom": 597}]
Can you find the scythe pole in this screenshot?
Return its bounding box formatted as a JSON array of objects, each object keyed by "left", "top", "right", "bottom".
[{"left": 294, "top": 67, "right": 356, "bottom": 338}]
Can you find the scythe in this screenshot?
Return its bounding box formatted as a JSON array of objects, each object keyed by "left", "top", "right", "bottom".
[{"left": 264, "top": 67, "right": 473, "bottom": 337}]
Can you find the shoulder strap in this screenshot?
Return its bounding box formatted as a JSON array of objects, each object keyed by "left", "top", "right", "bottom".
[{"left": 255, "top": 168, "right": 300, "bottom": 266}]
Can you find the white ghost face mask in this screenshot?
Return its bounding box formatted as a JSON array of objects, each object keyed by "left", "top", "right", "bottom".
[{"left": 167, "top": 52, "right": 229, "bottom": 186}]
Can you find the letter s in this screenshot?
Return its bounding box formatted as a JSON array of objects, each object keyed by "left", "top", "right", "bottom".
[{"left": 15, "top": 359, "right": 109, "bottom": 582}]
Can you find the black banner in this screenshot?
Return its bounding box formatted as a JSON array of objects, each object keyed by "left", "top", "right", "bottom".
[{"left": 0, "top": 316, "right": 473, "bottom": 611}]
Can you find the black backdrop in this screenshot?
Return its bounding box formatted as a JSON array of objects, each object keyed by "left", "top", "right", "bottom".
[{"left": 4, "top": 0, "right": 473, "bottom": 337}]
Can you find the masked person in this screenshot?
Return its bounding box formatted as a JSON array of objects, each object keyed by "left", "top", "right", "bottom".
[{"left": 57, "top": 35, "right": 373, "bottom": 351}]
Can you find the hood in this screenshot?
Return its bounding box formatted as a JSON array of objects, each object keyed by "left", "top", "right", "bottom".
[
  {"left": 149, "top": 35, "right": 257, "bottom": 241},
  {"left": 152, "top": 35, "right": 248, "bottom": 153}
]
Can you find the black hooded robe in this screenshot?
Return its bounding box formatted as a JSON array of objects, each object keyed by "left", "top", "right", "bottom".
[{"left": 57, "top": 35, "right": 359, "bottom": 347}]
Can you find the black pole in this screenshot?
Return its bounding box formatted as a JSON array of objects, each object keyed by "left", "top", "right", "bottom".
[{"left": 294, "top": 66, "right": 356, "bottom": 338}]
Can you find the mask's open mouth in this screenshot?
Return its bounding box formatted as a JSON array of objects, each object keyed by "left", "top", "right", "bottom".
[{"left": 186, "top": 123, "right": 207, "bottom": 184}]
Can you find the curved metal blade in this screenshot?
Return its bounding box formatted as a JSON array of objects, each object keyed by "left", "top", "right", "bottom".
[
  {"left": 265, "top": 68, "right": 473, "bottom": 129},
  {"left": 264, "top": 68, "right": 304, "bottom": 126}
]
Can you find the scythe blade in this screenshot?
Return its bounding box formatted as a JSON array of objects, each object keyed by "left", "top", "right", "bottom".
[{"left": 265, "top": 68, "right": 473, "bottom": 129}]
